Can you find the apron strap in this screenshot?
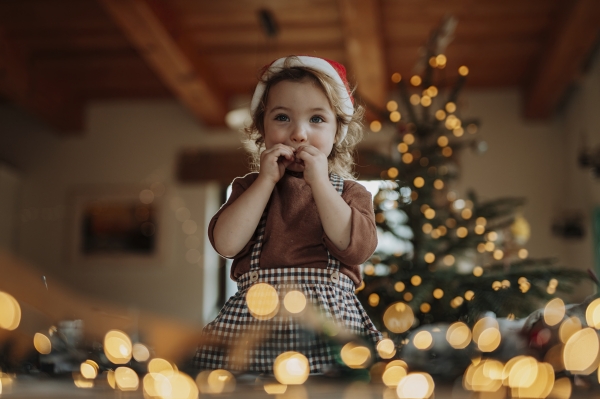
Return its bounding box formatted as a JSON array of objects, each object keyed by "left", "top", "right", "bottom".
[{"left": 248, "top": 173, "right": 345, "bottom": 283}]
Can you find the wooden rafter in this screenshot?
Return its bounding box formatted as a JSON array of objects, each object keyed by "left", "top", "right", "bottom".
[
  {"left": 338, "top": 0, "right": 387, "bottom": 111},
  {"left": 0, "top": 29, "right": 83, "bottom": 133},
  {"left": 524, "top": 0, "right": 600, "bottom": 119},
  {"left": 99, "top": 0, "right": 227, "bottom": 126}
]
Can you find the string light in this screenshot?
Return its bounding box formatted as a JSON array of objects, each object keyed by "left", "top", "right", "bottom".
[
  {"left": 411, "top": 275, "right": 422, "bottom": 286},
  {"left": 388, "top": 167, "right": 399, "bottom": 178},
  {"left": 387, "top": 101, "right": 399, "bottom": 112},
  {"left": 410, "top": 94, "right": 421, "bottom": 105},
  {"left": 402, "top": 153, "right": 413, "bottom": 164},
  {"left": 370, "top": 120, "right": 382, "bottom": 132},
  {"left": 420, "top": 96, "right": 432, "bottom": 107},
  {"left": 394, "top": 282, "right": 406, "bottom": 292},
  {"left": 445, "top": 102, "right": 457, "bottom": 113},
  {"left": 403, "top": 133, "right": 415, "bottom": 144},
  {"left": 390, "top": 111, "right": 401, "bottom": 122},
  {"left": 435, "top": 54, "right": 447, "bottom": 66},
  {"left": 392, "top": 73, "right": 402, "bottom": 83},
  {"left": 437, "top": 136, "right": 449, "bottom": 147},
  {"left": 398, "top": 142, "right": 408, "bottom": 153},
  {"left": 458, "top": 66, "right": 469, "bottom": 76},
  {"left": 410, "top": 75, "right": 422, "bottom": 86},
  {"left": 473, "top": 266, "right": 483, "bottom": 277}
]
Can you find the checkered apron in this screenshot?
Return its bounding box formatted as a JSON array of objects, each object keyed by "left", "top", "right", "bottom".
[{"left": 193, "top": 174, "right": 382, "bottom": 374}]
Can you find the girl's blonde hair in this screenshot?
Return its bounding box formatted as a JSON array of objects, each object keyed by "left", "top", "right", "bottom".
[{"left": 244, "top": 56, "right": 364, "bottom": 179}]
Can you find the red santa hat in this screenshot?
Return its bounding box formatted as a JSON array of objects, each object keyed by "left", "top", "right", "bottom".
[{"left": 250, "top": 56, "right": 355, "bottom": 142}]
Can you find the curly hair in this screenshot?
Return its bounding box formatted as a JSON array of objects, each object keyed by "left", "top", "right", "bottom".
[{"left": 243, "top": 57, "right": 364, "bottom": 179}]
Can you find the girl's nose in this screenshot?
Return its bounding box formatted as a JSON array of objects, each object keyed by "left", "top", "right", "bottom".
[{"left": 290, "top": 124, "right": 307, "bottom": 143}]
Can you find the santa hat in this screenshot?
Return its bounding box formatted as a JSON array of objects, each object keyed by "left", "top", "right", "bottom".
[{"left": 250, "top": 56, "right": 355, "bottom": 142}]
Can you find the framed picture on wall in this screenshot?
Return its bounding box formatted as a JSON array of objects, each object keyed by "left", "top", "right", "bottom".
[{"left": 67, "top": 186, "right": 165, "bottom": 268}]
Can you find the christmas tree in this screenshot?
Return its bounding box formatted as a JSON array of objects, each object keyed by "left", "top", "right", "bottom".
[{"left": 355, "top": 17, "right": 590, "bottom": 339}]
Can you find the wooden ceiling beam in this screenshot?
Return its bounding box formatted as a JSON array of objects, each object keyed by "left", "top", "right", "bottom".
[
  {"left": 98, "top": 0, "right": 227, "bottom": 126},
  {"left": 338, "top": 0, "right": 387, "bottom": 111},
  {"left": 524, "top": 0, "right": 600, "bottom": 119},
  {"left": 0, "top": 29, "right": 83, "bottom": 133}
]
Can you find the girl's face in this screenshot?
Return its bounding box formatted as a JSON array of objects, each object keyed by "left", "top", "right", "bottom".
[{"left": 263, "top": 78, "right": 337, "bottom": 172}]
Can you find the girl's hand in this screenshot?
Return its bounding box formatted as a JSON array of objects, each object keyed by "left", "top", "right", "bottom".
[
  {"left": 259, "top": 144, "right": 295, "bottom": 184},
  {"left": 295, "top": 145, "right": 330, "bottom": 187}
]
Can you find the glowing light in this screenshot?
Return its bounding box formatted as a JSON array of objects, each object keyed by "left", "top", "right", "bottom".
[
  {"left": 435, "top": 110, "right": 446, "bottom": 120},
  {"left": 544, "top": 344, "right": 565, "bottom": 372},
  {"left": 383, "top": 302, "right": 415, "bottom": 333},
  {"left": 33, "top": 333, "right": 52, "bottom": 354},
  {"left": 435, "top": 54, "right": 447, "bottom": 66},
  {"left": 443, "top": 255, "right": 455, "bottom": 266},
  {"left": 403, "top": 133, "right": 415, "bottom": 145},
  {"left": 369, "top": 293, "right": 380, "bottom": 307},
  {"left": 396, "top": 373, "right": 435, "bottom": 399},
  {"left": 544, "top": 298, "right": 566, "bottom": 326},
  {"left": 410, "top": 75, "right": 422, "bottom": 86},
  {"left": 132, "top": 343, "right": 150, "bottom": 362},
  {"left": 206, "top": 370, "right": 235, "bottom": 394},
  {"left": 398, "top": 143, "right": 409, "bottom": 153},
  {"left": 427, "top": 86, "right": 438, "bottom": 97},
  {"left": 467, "top": 123, "right": 478, "bottom": 134},
  {"left": 446, "top": 217, "right": 457, "bottom": 227},
  {"left": 370, "top": 121, "right": 382, "bottom": 132},
  {"left": 107, "top": 370, "right": 116, "bottom": 389},
  {"left": 410, "top": 94, "right": 421, "bottom": 105},
  {"left": 414, "top": 331, "right": 433, "bottom": 350},
  {"left": 0, "top": 291, "right": 21, "bottom": 331},
  {"left": 457, "top": 227, "right": 468, "bottom": 238},
  {"left": 115, "top": 367, "right": 139, "bottom": 391},
  {"left": 284, "top": 291, "right": 307, "bottom": 314},
  {"left": 473, "top": 266, "right": 483, "bottom": 277},
  {"left": 402, "top": 153, "right": 414, "bottom": 164},
  {"left": 476, "top": 217, "right": 487, "bottom": 226},
  {"left": 80, "top": 360, "right": 99, "bottom": 379},
  {"left": 388, "top": 167, "right": 399, "bottom": 179},
  {"left": 453, "top": 127, "right": 464, "bottom": 137},
  {"left": 411, "top": 275, "right": 422, "bottom": 286},
  {"left": 420, "top": 96, "right": 432, "bottom": 107},
  {"left": 274, "top": 352, "right": 309, "bottom": 384},
  {"left": 433, "top": 289, "right": 444, "bottom": 299},
  {"left": 437, "top": 136, "right": 449, "bottom": 147},
  {"left": 383, "top": 366, "right": 408, "bottom": 387},
  {"left": 563, "top": 327, "right": 600, "bottom": 374},
  {"left": 341, "top": 342, "right": 371, "bottom": 369},
  {"left": 433, "top": 179, "right": 444, "bottom": 189},
  {"left": 424, "top": 253, "right": 435, "bottom": 263},
  {"left": 404, "top": 292, "right": 413, "bottom": 301},
  {"left": 458, "top": 66, "right": 469, "bottom": 76},
  {"left": 392, "top": 73, "right": 402, "bottom": 83},
  {"left": 104, "top": 330, "right": 133, "bottom": 364},
  {"left": 413, "top": 177, "right": 424, "bottom": 188},
  {"left": 493, "top": 249, "right": 504, "bottom": 260},
  {"left": 387, "top": 360, "right": 409, "bottom": 370},
  {"left": 473, "top": 317, "right": 499, "bottom": 343},
  {"left": 477, "top": 328, "right": 501, "bottom": 352},
  {"left": 247, "top": 283, "right": 279, "bottom": 320},
  {"left": 264, "top": 382, "right": 287, "bottom": 394},
  {"left": 395, "top": 282, "right": 406, "bottom": 292},
  {"left": 474, "top": 225, "right": 485, "bottom": 234},
  {"left": 387, "top": 101, "right": 399, "bottom": 112},
  {"left": 73, "top": 374, "right": 94, "bottom": 389},
  {"left": 549, "top": 377, "right": 571, "bottom": 399},
  {"left": 445, "top": 102, "right": 456, "bottom": 113},
  {"left": 465, "top": 290, "right": 474, "bottom": 300},
  {"left": 424, "top": 209, "right": 435, "bottom": 219},
  {"left": 586, "top": 298, "right": 600, "bottom": 328},
  {"left": 442, "top": 147, "right": 453, "bottom": 157},
  {"left": 507, "top": 357, "right": 539, "bottom": 389},
  {"left": 485, "top": 242, "right": 495, "bottom": 251},
  {"left": 559, "top": 316, "right": 582, "bottom": 344},
  {"left": 461, "top": 209, "right": 472, "bottom": 219},
  {"left": 429, "top": 57, "right": 438, "bottom": 67},
  {"left": 422, "top": 223, "right": 433, "bottom": 234},
  {"left": 148, "top": 358, "right": 175, "bottom": 376},
  {"left": 390, "top": 111, "right": 401, "bottom": 122},
  {"left": 377, "top": 339, "right": 397, "bottom": 359},
  {"left": 447, "top": 322, "right": 472, "bottom": 349}
]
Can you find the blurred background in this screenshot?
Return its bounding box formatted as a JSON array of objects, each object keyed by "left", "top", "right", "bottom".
[{"left": 0, "top": 0, "right": 599, "bottom": 373}]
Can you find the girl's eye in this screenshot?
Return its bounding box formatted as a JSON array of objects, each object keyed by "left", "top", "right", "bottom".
[
  {"left": 310, "top": 116, "right": 324, "bottom": 123},
  {"left": 274, "top": 114, "right": 289, "bottom": 122}
]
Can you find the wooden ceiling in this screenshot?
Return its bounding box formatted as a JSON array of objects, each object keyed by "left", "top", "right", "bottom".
[{"left": 0, "top": 0, "right": 599, "bottom": 134}]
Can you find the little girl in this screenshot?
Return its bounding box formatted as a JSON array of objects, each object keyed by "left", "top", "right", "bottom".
[{"left": 194, "top": 55, "right": 382, "bottom": 374}]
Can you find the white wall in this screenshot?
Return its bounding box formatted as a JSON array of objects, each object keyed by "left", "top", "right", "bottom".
[{"left": 0, "top": 101, "right": 240, "bottom": 324}]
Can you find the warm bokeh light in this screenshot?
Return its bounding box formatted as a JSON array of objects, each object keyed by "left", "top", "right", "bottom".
[
  {"left": 437, "top": 136, "right": 449, "bottom": 147},
  {"left": 456, "top": 227, "right": 468, "bottom": 238},
  {"left": 80, "top": 360, "right": 99, "bottom": 379},
  {"left": 398, "top": 142, "right": 409, "bottom": 153},
  {"left": 493, "top": 249, "right": 504, "bottom": 260},
  {"left": 387, "top": 101, "right": 398, "bottom": 112},
  {"left": 559, "top": 316, "right": 582, "bottom": 343},
  {"left": 73, "top": 373, "right": 94, "bottom": 389},
  {"left": 465, "top": 290, "right": 474, "bottom": 301},
  {"left": 453, "top": 127, "right": 464, "bottom": 137},
  {"left": 104, "top": 330, "right": 133, "bottom": 364},
  {"left": 402, "top": 153, "right": 414, "bottom": 164},
  {"left": 549, "top": 377, "right": 571, "bottom": 399},
  {"left": 383, "top": 302, "right": 415, "bottom": 333},
  {"left": 377, "top": 338, "right": 397, "bottom": 359},
  {"left": 264, "top": 382, "right": 287, "bottom": 394},
  {"left": 443, "top": 255, "right": 455, "bottom": 266},
  {"left": 447, "top": 322, "right": 472, "bottom": 349},
  {"left": 396, "top": 372, "right": 435, "bottom": 399},
  {"left": 395, "top": 282, "right": 406, "bottom": 292},
  {"left": 33, "top": 333, "right": 52, "bottom": 354},
  {"left": 563, "top": 327, "right": 600, "bottom": 374},
  {"left": 383, "top": 366, "right": 407, "bottom": 387},
  {"left": 404, "top": 293, "right": 414, "bottom": 302},
  {"left": 427, "top": 86, "right": 438, "bottom": 97},
  {"left": 435, "top": 110, "right": 446, "bottom": 120},
  {"left": 132, "top": 343, "right": 150, "bottom": 362},
  {"left": 413, "top": 331, "right": 433, "bottom": 350},
  {"left": 442, "top": 147, "right": 453, "bottom": 157},
  {"left": 433, "top": 179, "right": 444, "bottom": 190},
  {"left": 341, "top": 342, "right": 371, "bottom": 369},
  {"left": 422, "top": 223, "right": 433, "bottom": 234},
  {"left": 544, "top": 298, "right": 566, "bottom": 326},
  {"left": 369, "top": 293, "right": 380, "bottom": 307},
  {"left": 148, "top": 358, "right": 175, "bottom": 376},
  {"left": 274, "top": 352, "right": 310, "bottom": 385},
  {"left": 247, "top": 283, "right": 279, "bottom": 320},
  {"left": 107, "top": 370, "right": 116, "bottom": 389},
  {"left": 433, "top": 289, "right": 444, "bottom": 299},
  {"left": 445, "top": 102, "right": 456, "bottom": 113},
  {"left": 411, "top": 275, "right": 422, "bottom": 286},
  {"left": 388, "top": 167, "right": 399, "bottom": 179},
  {"left": 585, "top": 297, "right": 600, "bottom": 328},
  {"left": 474, "top": 225, "right": 485, "bottom": 234},
  {"left": 370, "top": 120, "right": 382, "bottom": 132},
  {"left": 413, "top": 177, "right": 424, "bottom": 188},
  {"left": 206, "top": 369, "right": 235, "bottom": 394},
  {"left": 473, "top": 266, "right": 483, "bottom": 276},
  {"left": 507, "top": 356, "right": 538, "bottom": 388},
  {"left": 404, "top": 133, "right": 415, "bottom": 145},
  {"left": 390, "top": 111, "right": 401, "bottom": 122},
  {"left": 410, "top": 94, "right": 421, "bottom": 105},
  {"left": 424, "top": 209, "right": 435, "bottom": 219},
  {"left": 420, "top": 96, "right": 432, "bottom": 107},
  {"left": 424, "top": 253, "right": 435, "bottom": 263},
  {"left": 463, "top": 360, "right": 503, "bottom": 393},
  {"left": 544, "top": 344, "right": 565, "bottom": 372},
  {"left": 473, "top": 317, "right": 499, "bottom": 343},
  {"left": 0, "top": 291, "right": 21, "bottom": 331},
  {"left": 284, "top": 290, "right": 307, "bottom": 314},
  {"left": 410, "top": 75, "right": 422, "bottom": 86},
  {"left": 420, "top": 303, "right": 431, "bottom": 313},
  {"left": 392, "top": 73, "right": 402, "bottom": 83},
  {"left": 458, "top": 66, "right": 469, "bottom": 76},
  {"left": 515, "top": 362, "right": 554, "bottom": 399},
  {"left": 115, "top": 367, "right": 139, "bottom": 391}
]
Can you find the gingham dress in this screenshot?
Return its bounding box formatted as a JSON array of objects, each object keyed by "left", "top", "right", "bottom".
[{"left": 193, "top": 174, "right": 382, "bottom": 374}]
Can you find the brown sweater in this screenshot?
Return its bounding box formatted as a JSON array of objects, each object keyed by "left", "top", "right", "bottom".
[{"left": 208, "top": 171, "right": 378, "bottom": 286}]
